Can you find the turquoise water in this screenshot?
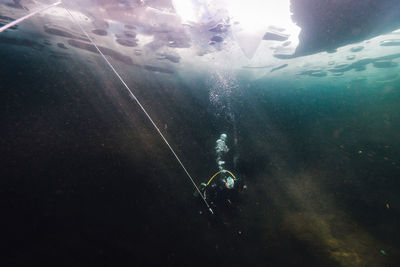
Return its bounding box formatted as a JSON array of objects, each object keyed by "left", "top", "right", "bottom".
[
  {"left": 2, "top": 44, "right": 399, "bottom": 266},
  {"left": 1, "top": 4, "right": 400, "bottom": 266}
]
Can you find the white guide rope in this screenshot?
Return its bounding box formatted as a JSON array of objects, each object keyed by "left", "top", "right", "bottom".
[
  {"left": 0, "top": 1, "right": 62, "bottom": 32},
  {"left": 61, "top": 4, "right": 214, "bottom": 214},
  {"left": 0, "top": 0, "right": 214, "bottom": 214}
]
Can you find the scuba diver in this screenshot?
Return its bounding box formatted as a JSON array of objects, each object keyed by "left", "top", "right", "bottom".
[{"left": 197, "top": 133, "right": 245, "bottom": 213}]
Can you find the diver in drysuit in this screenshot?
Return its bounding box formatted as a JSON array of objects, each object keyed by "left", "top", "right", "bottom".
[{"left": 199, "top": 133, "right": 245, "bottom": 212}]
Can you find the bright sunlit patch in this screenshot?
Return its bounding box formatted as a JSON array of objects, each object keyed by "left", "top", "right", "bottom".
[
  {"left": 227, "top": 0, "right": 291, "bottom": 32},
  {"left": 172, "top": 0, "right": 300, "bottom": 59},
  {"left": 171, "top": 0, "right": 208, "bottom": 23}
]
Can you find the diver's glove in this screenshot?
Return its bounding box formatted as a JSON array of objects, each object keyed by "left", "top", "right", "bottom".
[
  {"left": 200, "top": 182, "right": 207, "bottom": 191},
  {"left": 194, "top": 183, "right": 207, "bottom": 197}
]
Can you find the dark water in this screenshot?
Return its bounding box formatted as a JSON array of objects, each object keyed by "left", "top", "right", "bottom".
[{"left": 1, "top": 43, "right": 400, "bottom": 267}]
